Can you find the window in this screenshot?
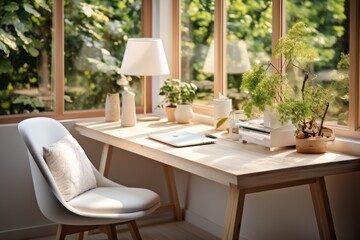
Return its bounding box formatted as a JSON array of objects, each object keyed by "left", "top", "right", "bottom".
[
  {"left": 0, "top": 0, "right": 151, "bottom": 123},
  {"left": 226, "top": 1, "right": 272, "bottom": 110},
  {"left": 0, "top": 1, "right": 53, "bottom": 115},
  {"left": 176, "top": 0, "right": 359, "bottom": 138},
  {"left": 64, "top": 0, "right": 142, "bottom": 111},
  {"left": 286, "top": 0, "right": 350, "bottom": 127},
  {"left": 181, "top": 0, "right": 215, "bottom": 105}
]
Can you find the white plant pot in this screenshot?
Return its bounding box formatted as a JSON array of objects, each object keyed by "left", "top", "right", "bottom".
[
  {"left": 105, "top": 93, "right": 120, "bottom": 122},
  {"left": 263, "top": 108, "right": 282, "bottom": 129},
  {"left": 175, "top": 104, "right": 193, "bottom": 124}
]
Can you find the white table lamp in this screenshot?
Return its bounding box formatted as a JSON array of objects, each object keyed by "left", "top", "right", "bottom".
[{"left": 120, "top": 38, "right": 170, "bottom": 121}]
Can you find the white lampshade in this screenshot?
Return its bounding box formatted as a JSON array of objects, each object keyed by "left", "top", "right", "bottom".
[
  {"left": 120, "top": 38, "right": 170, "bottom": 76},
  {"left": 203, "top": 40, "right": 251, "bottom": 74}
]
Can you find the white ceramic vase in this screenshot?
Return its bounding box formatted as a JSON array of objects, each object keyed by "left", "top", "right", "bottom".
[
  {"left": 263, "top": 107, "right": 282, "bottom": 129},
  {"left": 121, "top": 90, "right": 136, "bottom": 127},
  {"left": 175, "top": 104, "right": 193, "bottom": 124},
  {"left": 105, "top": 93, "right": 120, "bottom": 122}
]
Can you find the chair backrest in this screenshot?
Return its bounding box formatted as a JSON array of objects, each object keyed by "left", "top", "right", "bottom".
[{"left": 18, "top": 117, "right": 82, "bottom": 223}]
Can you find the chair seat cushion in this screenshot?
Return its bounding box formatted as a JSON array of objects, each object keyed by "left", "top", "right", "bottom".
[{"left": 68, "top": 187, "right": 160, "bottom": 214}]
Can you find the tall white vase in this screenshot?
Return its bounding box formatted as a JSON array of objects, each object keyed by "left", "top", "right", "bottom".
[
  {"left": 105, "top": 93, "right": 120, "bottom": 122},
  {"left": 175, "top": 104, "right": 193, "bottom": 124},
  {"left": 121, "top": 90, "right": 136, "bottom": 127}
]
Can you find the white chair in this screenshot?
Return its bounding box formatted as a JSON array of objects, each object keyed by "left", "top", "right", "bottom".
[{"left": 18, "top": 117, "right": 160, "bottom": 240}]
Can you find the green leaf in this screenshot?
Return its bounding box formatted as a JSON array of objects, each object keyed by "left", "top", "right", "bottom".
[
  {"left": 32, "top": 98, "right": 45, "bottom": 108},
  {"left": 0, "top": 41, "right": 10, "bottom": 55},
  {"left": 23, "top": 3, "right": 40, "bottom": 17},
  {"left": 0, "top": 59, "right": 13, "bottom": 74},
  {"left": 28, "top": 47, "right": 39, "bottom": 57},
  {"left": 0, "top": 29, "right": 18, "bottom": 51},
  {"left": 87, "top": 57, "right": 117, "bottom": 74},
  {"left": 1, "top": 12, "right": 20, "bottom": 26},
  {"left": 216, "top": 117, "right": 228, "bottom": 129},
  {"left": 64, "top": 95, "right": 73, "bottom": 103},
  {"left": 15, "top": 27, "right": 32, "bottom": 45},
  {"left": 35, "top": 0, "right": 51, "bottom": 12},
  {"left": 4, "top": 2, "right": 19, "bottom": 12}
]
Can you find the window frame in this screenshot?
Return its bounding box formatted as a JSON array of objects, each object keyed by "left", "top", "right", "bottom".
[
  {"left": 0, "top": 0, "right": 152, "bottom": 124},
  {"left": 175, "top": 0, "right": 360, "bottom": 139}
]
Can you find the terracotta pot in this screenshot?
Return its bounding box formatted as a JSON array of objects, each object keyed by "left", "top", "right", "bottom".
[
  {"left": 295, "top": 137, "right": 327, "bottom": 154},
  {"left": 165, "top": 106, "right": 176, "bottom": 122},
  {"left": 175, "top": 104, "right": 193, "bottom": 124}
]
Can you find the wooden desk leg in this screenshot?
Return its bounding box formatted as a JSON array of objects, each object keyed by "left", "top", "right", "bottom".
[
  {"left": 309, "top": 177, "right": 336, "bottom": 240},
  {"left": 163, "top": 164, "right": 183, "bottom": 220},
  {"left": 222, "top": 184, "right": 245, "bottom": 240},
  {"left": 99, "top": 144, "right": 113, "bottom": 177}
]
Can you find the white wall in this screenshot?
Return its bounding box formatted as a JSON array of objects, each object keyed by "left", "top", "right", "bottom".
[{"left": 1, "top": 119, "right": 360, "bottom": 240}]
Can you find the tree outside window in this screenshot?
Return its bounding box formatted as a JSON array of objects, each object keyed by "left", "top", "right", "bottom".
[{"left": 0, "top": 0, "right": 142, "bottom": 116}]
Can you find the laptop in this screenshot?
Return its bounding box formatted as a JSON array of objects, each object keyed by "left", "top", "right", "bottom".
[{"left": 148, "top": 131, "right": 217, "bottom": 147}]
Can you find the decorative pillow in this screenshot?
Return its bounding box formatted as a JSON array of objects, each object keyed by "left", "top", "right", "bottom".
[{"left": 43, "top": 134, "right": 97, "bottom": 201}]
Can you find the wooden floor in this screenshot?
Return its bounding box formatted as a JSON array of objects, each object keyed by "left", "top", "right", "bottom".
[{"left": 30, "top": 217, "right": 219, "bottom": 240}]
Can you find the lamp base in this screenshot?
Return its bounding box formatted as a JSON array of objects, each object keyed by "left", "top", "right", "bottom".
[{"left": 136, "top": 114, "right": 161, "bottom": 121}]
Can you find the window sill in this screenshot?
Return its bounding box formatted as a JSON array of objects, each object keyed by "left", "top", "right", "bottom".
[
  {"left": 192, "top": 113, "right": 360, "bottom": 156},
  {"left": 327, "top": 137, "right": 360, "bottom": 156}
]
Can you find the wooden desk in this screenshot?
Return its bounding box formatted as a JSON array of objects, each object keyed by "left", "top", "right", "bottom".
[{"left": 75, "top": 119, "right": 360, "bottom": 240}]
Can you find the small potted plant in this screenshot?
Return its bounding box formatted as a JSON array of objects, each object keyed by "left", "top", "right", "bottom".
[
  {"left": 241, "top": 22, "right": 335, "bottom": 152},
  {"left": 277, "top": 76, "right": 335, "bottom": 153},
  {"left": 175, "top": 81, "right": 198, "bottom": 123},
  {"left": 158, "top": 79, "right": 181, "bottom": 122}
]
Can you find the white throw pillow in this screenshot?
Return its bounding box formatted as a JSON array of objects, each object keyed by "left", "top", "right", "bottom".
[{"left": 43, "top": 134, "right": 97, "bottom": 201}]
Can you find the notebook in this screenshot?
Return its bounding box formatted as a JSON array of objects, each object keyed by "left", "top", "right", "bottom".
[{"left": 148, "top": 131, "right": 217, "bottom": 147}]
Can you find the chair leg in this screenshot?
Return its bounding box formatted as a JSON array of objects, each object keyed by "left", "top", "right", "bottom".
[
  {"left": 55, "top": 225, "right": 66, "bottom": 240},
  {"left": 75, "top": 231, "right": 84, "bottom": 240},
  {"left": 99, "top": 224, "right": 118, "bottom": 240},
  {"left": 127, "top": 221, "right": 142, "bottom": 240},
  {"left": 56, "top": 224, "right": 96, "bottom": 240}
]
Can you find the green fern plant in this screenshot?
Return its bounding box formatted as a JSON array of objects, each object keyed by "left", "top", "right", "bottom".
[
  {"left": 242, "top": 22, "right": 333, "bottom": 139},
  {"left": 241, "top": 22, "right": 318, "bottom": 118}
]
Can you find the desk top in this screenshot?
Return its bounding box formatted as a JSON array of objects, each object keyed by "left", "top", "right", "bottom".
[{"left": 75, "top": 119, "right": 360, "bottom": 188}]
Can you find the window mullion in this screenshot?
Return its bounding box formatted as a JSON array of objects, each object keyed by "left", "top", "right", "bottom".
[
  {"left": 54, "top": 0, "right": 64, "bottom": 115},
  {"left": 214, "top": 0, "right": 227, "bottom": 98},
  {"left": 172, "top": 0, "right": 181, "bottom": 79},
  {"left": 272, "top": 0, "right": 285, "bottom": 73},
  {"left": 141, "top": 0, "right": 153, "bottom": 114},
  {"left": 347, "top": 0, "right": 359, "bottom": 132}
]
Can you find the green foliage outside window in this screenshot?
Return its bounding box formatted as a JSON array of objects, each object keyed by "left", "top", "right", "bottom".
[
  {"left": 182, "top": 0, "right": 349, "bottom": 126},
  {"left": 0, "top": 0, "right": 142, "bottom": 115},
  {"left": 0, "top": 0, "right": 52, "bottom": 115},
  {"left": 64, "top": 0, "right": 142, "bottom": 111}
]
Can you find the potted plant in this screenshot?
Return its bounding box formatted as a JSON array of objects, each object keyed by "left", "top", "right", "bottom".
[
  {"left": 277, "top": 81, "right": 334, "bottom": 153},
  {"left": 158, "top": 79, "right": 181, "bottom": 122},
  {"left": 241, "top": 22, "right": 335, "bottom": 152},
  {"left": 240, "top": 22, "right": 318, "bottom": 128},
  {"left": 175, "top": 81, "right": 198, "bottom": 123}
]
